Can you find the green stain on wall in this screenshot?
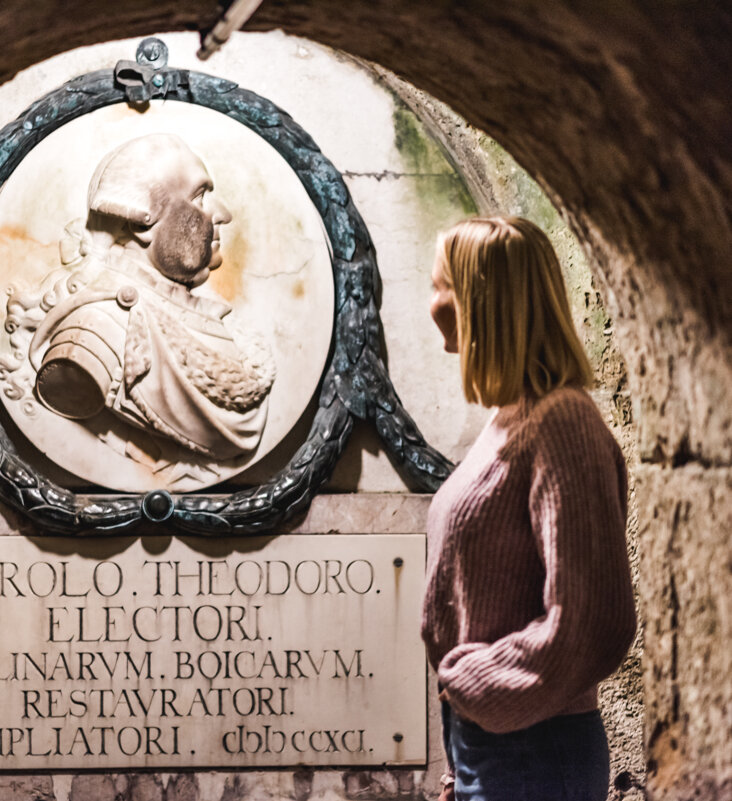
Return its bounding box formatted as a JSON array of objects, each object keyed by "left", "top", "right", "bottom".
[
  {"left": 392, "top": 99, "right": 477, "bottom": 218},
  {"left": 393, "top": 103, "right": 450, "bottom": 175}
]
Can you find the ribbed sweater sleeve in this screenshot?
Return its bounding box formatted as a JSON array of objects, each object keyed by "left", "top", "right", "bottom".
[{"left": 436, "top": 395, "right": 637, "bottom": 733}]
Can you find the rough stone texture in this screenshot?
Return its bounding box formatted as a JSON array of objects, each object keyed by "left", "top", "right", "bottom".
[
  {"left": 67, "top": 775, "right": 117, "bottom": 801},
  {"left": 0, "top": 776, "right": 55, "bottom": 801},
  {"left": 166, "top": 775, "right": 199, "bottom": 801},
  {"left": 637, "top": 466, "right": 732, "bottom": 800},
  {"left": 0, "top": 3, "right": 729, "bottom": 799},
  {"left": 129, "top": 775, "right": 165, "bottom": 801}
]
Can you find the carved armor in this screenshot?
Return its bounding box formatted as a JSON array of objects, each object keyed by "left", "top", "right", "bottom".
[{"left": 29, "top": 254, "right": 275, "bottom": 459}]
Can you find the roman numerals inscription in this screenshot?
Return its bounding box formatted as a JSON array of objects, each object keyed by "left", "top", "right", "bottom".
[{"left": 0, "top": 534, "right": 426, "bottom": 769}]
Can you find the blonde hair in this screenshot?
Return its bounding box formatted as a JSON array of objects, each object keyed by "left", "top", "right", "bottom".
[{"left": 438, "top": 216, "right": 593, "bottom": 407}]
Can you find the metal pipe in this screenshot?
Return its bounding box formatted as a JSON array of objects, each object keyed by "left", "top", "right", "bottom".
[{"left": 197, "top": 0, "right": 265, "bottom": 60}]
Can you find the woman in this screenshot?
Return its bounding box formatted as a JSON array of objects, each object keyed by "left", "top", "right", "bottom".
[{"left": 422, "top": 217, "right": 636, "bottom": 801}]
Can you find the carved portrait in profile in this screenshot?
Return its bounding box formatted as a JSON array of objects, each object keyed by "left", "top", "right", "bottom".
[
  {"left": 22, "top": 133, "right": 275, "bottom": 459},
  {"left": 0, "top": 103, "right": 335, "bottom": 491}
]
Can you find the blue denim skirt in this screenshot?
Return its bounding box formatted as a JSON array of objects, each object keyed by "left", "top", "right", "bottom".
[{"left": 442, "top": 703, "right": 610, "bottom": 801}]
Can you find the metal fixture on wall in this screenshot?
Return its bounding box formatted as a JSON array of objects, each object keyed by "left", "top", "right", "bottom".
[{"left": 198, "top": 0, "right": 266, "bottom": 60}]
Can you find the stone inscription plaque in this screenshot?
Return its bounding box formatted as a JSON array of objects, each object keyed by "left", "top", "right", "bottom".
[{"left": 0, "top": 534, "right": 426, "bottom": 770}]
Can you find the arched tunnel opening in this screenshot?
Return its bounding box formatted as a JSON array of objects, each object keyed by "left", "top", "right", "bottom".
[{"left": 0, "top": 3, "right": 729, "bottom": 800}]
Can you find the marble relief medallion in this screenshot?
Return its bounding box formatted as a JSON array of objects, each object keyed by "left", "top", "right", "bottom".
[{"left": 0, "top": 103, "right": 334, "bottom": 492}]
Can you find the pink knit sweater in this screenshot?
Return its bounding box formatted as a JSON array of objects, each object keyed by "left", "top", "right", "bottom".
[{"left": 422, "top": 386, "right": 636, "bottom": 734}]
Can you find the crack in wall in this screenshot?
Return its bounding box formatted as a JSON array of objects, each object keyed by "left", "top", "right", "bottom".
[
  {"left": 244, "top": 258, "right": 311, "bottom": 280},
  {"left": 342, "top": 169, "right": 455, "bottom": 180}
]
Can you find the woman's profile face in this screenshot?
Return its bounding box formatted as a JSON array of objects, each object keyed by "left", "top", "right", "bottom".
[{"left": 430, "top": 254, "right": 459, "bottom": 353}]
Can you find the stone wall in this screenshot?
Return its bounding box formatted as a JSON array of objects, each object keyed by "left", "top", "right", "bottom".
[{"left": 636, "top": 466, "right": 731, "bottom": 800}]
